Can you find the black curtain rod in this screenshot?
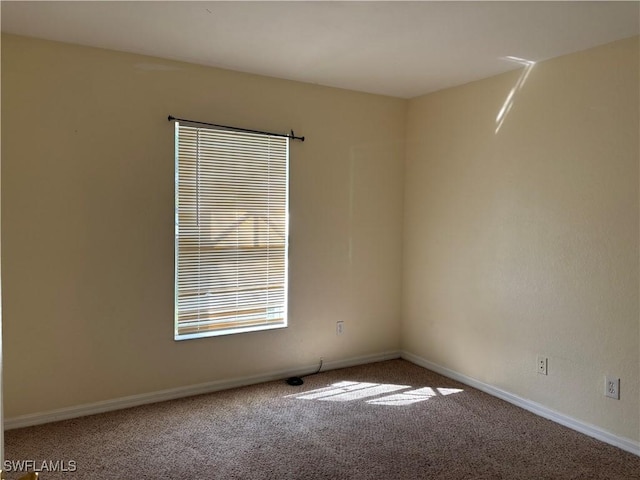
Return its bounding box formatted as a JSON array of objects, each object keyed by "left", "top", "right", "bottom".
[{"left": 168, "top": 115, "right": 305, "bottom": 142}]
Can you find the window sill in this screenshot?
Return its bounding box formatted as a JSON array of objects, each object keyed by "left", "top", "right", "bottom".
[{"left": 175, "top": 322, "right": 287, "bottom": 341}]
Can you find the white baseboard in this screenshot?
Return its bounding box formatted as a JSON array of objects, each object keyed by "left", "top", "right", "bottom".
[
  {"left": 401, "top": 350, "right": 640, "bottom": 457},
  {"left": 4, "top": 350, "right": 401, "bottom": 430},
  {"left": 322, "top": 350, "right": 401, "bottom": 371}
]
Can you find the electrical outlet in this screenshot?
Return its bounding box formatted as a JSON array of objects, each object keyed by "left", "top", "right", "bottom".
[
  {"left": 605, "top": 376, "right": 620, "bottom": 400},
  {"left": 537, "top": 356, "right": 548, "bottom": 375},
  {"left": 336, "top": 321, "right": 344, "bottom": 335}
]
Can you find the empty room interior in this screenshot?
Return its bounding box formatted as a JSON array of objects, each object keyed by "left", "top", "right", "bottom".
[{"left": 1, "top": 1, "right": 639, "bottom": 477}]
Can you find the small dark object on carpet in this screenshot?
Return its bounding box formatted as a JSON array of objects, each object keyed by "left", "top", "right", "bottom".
[{"left": 286, "top": 376, "right": 304, "bottom": 386}]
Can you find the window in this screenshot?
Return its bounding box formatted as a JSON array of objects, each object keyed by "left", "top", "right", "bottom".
[{"left": 175, "top": 123, "right": 289, "bottom": 340}]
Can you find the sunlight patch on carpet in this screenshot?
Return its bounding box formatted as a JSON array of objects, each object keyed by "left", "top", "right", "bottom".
[
  {"left": 368, "top": 387, "right": 464, "bottom": 406},
  {"left": 288, "top": 381, "right": 464, "bottom": 405}
]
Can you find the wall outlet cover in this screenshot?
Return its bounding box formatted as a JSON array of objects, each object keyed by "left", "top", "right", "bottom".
[
  {"left": 537, "top": 356, "right": 548, "bottom": 375},
  {"left": 605, "top": 376, "right": 620, "bottom": 400}
]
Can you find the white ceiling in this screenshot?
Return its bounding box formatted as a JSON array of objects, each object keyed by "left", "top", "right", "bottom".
[{"left": 1, "top": 1, "right": 638, "bottom": 98}]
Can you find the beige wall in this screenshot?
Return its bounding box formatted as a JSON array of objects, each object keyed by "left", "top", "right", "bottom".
[
  {"left": 403, "top": 37, "right": 639, "bottom": 441},
  {"left": 0, "top": 34, "right": 406, "bottom": 417}
]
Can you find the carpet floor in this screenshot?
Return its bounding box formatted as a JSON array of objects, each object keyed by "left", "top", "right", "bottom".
[{"left": 5, "top": 359, "right": 640, "bottom": 479}]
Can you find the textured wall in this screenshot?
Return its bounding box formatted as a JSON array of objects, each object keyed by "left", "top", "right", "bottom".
[
  {"left": 1, "top": 35, "right": 406, "bottom": 417},
  {"left": 403, "top": 37, "right": 639, "bottom": 442}
]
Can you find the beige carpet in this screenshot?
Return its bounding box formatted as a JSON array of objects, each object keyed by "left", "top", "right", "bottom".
[{"left": 5, "top": 359, "right": 639, "bottom": 479}]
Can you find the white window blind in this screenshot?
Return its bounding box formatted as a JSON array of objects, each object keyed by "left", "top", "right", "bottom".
[{"left": 175, "top": 123, "right": 289, "bottom": 339}]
